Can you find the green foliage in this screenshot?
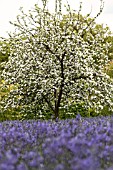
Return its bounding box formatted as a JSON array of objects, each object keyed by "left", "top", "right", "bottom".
[
  {"left": 104, "top": 61, "right": 113, "bottom": 78},
  {"left": 100, "top": 105, "right": 113, "bottom": 117},
  {"left": 0, "top": 107, "right": 22, "bottom": 121}
]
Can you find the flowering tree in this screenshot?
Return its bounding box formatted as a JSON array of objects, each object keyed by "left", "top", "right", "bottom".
[{"left": 1, "top": 0, "right": 113, "bottom": 119}]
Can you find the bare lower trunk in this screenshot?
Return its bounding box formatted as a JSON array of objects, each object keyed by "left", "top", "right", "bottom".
[{"left": 54, "top": 107, "right": 59, "bottom": 119}]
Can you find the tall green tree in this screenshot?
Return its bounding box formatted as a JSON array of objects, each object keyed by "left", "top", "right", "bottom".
[{"left": 1, "top": 0, "right": 113, "bottom": 119}]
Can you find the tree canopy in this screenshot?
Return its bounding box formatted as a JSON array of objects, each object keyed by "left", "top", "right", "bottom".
[{"left": 1, "top": 0, "right": 113, "bottom": 119}]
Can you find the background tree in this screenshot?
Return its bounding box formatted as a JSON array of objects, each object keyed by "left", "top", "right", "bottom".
[{"left": 1, "top": 0, "right": 113, "bottom": 119}]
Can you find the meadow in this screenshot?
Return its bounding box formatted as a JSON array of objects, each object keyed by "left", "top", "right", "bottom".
[{"left": 0, "top": 115, "right": 113, "bottom": 170}]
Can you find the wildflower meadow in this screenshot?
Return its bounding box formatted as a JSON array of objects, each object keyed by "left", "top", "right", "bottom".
[{"left": 0, "top": 115, "right": 113, "bottom": 170}]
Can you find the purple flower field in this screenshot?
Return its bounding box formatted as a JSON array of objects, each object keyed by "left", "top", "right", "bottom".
[{"left": 0, "top": 115, "right": 113, "bottom": 170}]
